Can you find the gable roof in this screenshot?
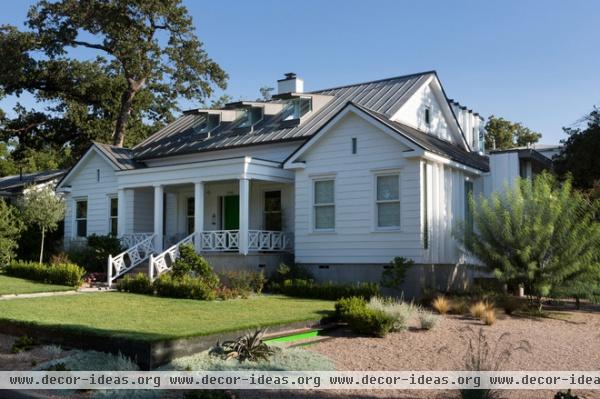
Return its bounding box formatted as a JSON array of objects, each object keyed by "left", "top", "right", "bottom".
[
  {"left": 132, "top": 71, "right": 436, "bottom": 160},
  {"left": 285, "top": 102, "right": 489, "bottom": 173},
  {"left": 0, "top": 169, "right": 66, "bottom": 193}
]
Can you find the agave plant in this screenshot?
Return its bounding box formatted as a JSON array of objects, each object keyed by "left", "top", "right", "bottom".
[{"left": 209, "top": 328, "right": 277, "bottom": 363}]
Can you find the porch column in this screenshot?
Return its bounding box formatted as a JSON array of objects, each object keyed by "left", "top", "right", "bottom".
[
  {"left": 194, "top": 181, "right": 204, "bottom": 253},
  {"left": 239, "top": 177, "right": 250, "bottom": 255},
  {"left": 153, "top": 184, "right": 164, "bottom": 252},
  {"left": 117, "top": 188, "right": 127, "bottom": 237}
]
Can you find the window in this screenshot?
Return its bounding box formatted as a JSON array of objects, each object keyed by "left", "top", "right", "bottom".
[
  {"left": 239, "top": 107, "right": 263, "bottom": 127},
  {"left": 109, "top": 197, "right": 118, "bottom": 236},
  {"left": 352, "top": 137, "right": 357, "bottom": 154},
  {"left": 313, "top": 179, "right": 335, "bottom": 230},
  {"left": 192, "top": 114, "right": 220, "bottom": 135},
  {"left": 424, "top": 107, "right": 431, "bottom": 125},
  {"left": 264, "top": 191, "right": 282, "bottom": 231},
  {"left": 376, "top": 174, "right": 400, "bottom": 228},
  {"left": 464, "top": 180, "right": 474, "bottom": 241},
  {"left": 282, "top": 97, "right": 312, "bottom": 120},
  {"left": 96, "top": 169, "right": 100, "bottom": 182},
  {"left": 187, "top": 197, "right": 195, "bottom": 234},
  {"left": 75, "top": 199, "right": 88, "bottom": 238}
]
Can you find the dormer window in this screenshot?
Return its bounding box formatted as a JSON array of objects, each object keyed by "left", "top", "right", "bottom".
[
  {"left": 239, "top": 107, "right": 263, "bottom": 128},
  {"left": 282, "top": 97, "right": 312, "bottom": 121},
  {"left": 192, "top": 113, "right": 220, "bottom": 135}
]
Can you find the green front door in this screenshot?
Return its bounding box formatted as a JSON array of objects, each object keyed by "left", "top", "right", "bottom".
[{"left": 223, "top": 195, "right": 239, "bottom": 230}]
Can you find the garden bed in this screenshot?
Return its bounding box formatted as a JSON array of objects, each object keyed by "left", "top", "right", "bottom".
[{"left": 0, "top": 292, "right": 334, "bottom": 369}]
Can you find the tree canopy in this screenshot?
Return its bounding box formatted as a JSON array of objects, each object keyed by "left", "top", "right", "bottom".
[
  {"left": 484, "top": 115, "right": 542, "bottom": 150},
  {"left": 0, "top": 0, "right": 227, "bottom": 172},
  {"left": 455, "top": 172, "right": 600, "bottom": 310},
  {"left": 554, "top": 107, "right": 600, "bottom": 191}
]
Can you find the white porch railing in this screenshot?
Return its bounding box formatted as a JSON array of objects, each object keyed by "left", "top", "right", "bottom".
[
  {"left": 199, "top": 230, "right": 293, "bottom": 252},
  {"left": 149, "top": 232, "right": 197, "bottom": 281},
  {"left": 248, "top": 230, "right": 293, "bottom": 251},
  {"left": 120, "top": 232, "right": 154, "bottom": 248},
  {"left": 200, "top": 230, "right": 240, "bottom": 251},
  {"left": 107, "top": 233, "right": 156, "bottom": 287}
]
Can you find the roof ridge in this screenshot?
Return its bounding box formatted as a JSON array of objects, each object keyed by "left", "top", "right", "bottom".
[{"left": 309, "top": 70, "right": 437, "bottom": 94}]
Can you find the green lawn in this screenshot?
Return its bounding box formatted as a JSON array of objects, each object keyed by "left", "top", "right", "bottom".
[
  {"left": 0, "top": 275, "right": 74, "bottom": 296},
  {"left": 0, "top": 292, "right": 334, "bottom": 341}
]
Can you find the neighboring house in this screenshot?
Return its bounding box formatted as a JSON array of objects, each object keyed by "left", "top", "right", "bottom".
[
  {"left": 0, "top": 169, "right": 66, "bottom": 205},
  {"left": 56, "top": 71, "right": 517, "bottom": 295}
]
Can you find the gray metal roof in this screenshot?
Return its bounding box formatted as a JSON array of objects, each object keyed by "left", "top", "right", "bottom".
[
  {"left": 132, "top": 71, "right": 435, "bottom": 160},
  {"left": 93, "top": 142, "right": 144, "bottom": 171},
  {"left": 0, "top": 169, "right": 66, "bottom": 193},
  {"left": 353, "top": 104, "right": 490, "bottom": 172}
]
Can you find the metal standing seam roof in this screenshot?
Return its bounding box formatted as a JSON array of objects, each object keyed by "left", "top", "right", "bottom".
[
  {"left": 132, "top": 71, "right": 436, "bottom": 160},
  {"left": 93, "top": 141, "right": 144, "bottom": 171},
  {"left": 0, "top": 169, "right": 66, "bottom": 192}
]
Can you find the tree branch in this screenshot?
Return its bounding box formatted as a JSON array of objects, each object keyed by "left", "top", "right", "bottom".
[{"left": 72, "top": 40, "right": 111, "bottom": 53}]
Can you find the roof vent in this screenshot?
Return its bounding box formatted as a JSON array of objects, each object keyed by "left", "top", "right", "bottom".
[{"left": 277, "top": 72, "right": 303, "bottom": 94}]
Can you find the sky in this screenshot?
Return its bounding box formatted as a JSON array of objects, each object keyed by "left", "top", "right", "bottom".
[{"left": 1, "top": 0, "right": 599, "bottom": 145}]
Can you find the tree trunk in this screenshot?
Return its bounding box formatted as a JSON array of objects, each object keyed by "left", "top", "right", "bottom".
[
  {"left": 39, "top": 227, "right": 45, "bottom": 264},
  {"left": 113, "top": 88, "right": 137, "bottom": 147},
  {"left": 113, "top": 77, "right": 146, "bottom": 147}
]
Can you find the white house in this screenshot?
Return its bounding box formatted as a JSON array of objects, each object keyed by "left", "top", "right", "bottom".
[{"left": 55, "top": 71, "right": 549, "bottom": 294}]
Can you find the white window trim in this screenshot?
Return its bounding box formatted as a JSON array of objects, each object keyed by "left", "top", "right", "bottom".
[
  {"left": 372, "top": 170, "right": 401, "bottom": 232},
  {"left": 73, "top": 197, "right": 88, "bottom": 239},
  {"left": 263, "top": 189, "right": 283, "bottom": 231},
  {"left": 107, "top": 194, "right": 118, "bottom": 236},
  {"left": 310, "top": 174, "right": 336, "bottom": 234}
]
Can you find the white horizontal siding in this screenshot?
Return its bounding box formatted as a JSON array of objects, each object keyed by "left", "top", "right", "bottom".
[
  {"left": 294, "top": 112, "right": 423, "bottom": 265},
  {"left": 64, "top": 152, "right": 118, "bottom": 240}
]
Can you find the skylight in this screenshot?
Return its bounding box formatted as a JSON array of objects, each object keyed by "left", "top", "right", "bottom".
[{"left": 239, "top": 107, "right": 263, "bottom": 128}]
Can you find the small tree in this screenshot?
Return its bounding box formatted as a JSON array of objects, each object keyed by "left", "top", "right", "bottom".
[
  {"left": 0, "top": 200, "right": 23, "bottom": 265},
  {"left": 455, "top": 172, "right": 600, "bottom": 311},
  {"left": 21, "top": 185, "right": 65, "bottom": 263}
]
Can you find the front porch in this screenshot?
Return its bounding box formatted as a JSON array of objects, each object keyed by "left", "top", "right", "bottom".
[{"left": 108, "top": 157, "right": 295, "bottom": 285}]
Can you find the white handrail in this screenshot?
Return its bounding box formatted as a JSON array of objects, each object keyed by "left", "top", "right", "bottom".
[
  {"left": 200, "top": 230, "right": 240, "bottom": 251},
  {"left": 107, "top": 233, "right": 156, "bottom": 287},
  {"left": 120, "top": 232, "right": 154, "bottom": 248},
  {"left": 149, "top": 232, "right": 197, "bottom": 281}
]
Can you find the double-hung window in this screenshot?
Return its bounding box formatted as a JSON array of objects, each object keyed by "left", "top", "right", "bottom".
[
  {"left": 108, "top": 197, "right": 118, "bottom": 236},
  {"left": 376, "top": 174, "right": 400, "bottom": 229},
  {"left": 313, "top": 179, "right": 335, "bottom": 231},
  {"left": 75, "top": 199, "right": 88, "bottom": 238}
]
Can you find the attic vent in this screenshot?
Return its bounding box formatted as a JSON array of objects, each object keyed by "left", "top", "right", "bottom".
[{"left": 424, "top": 107, "right": 431, "bottom": 125}]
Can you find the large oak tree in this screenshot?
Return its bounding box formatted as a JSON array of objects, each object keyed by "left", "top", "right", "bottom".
[{"left": 0, "top": 0, "right": 227, "bottom": 167}]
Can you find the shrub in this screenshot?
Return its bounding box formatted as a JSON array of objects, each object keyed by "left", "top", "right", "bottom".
[
  {"left": 116, "top": 273, "right": 152, "bottom": 295},
  {"left": 4, "top": 260, "right": 85, "bottom": 287},
  {"left": 270, "top": 279, "right": 379, "bottom": 300},
  {"left": 269, "top": 262, "right": 313, "bottom": 285},
  {"left": 470, "top": 301, "right": 492, "bottom": 319},
  {"left": 11, "top": 336, "right": 35, "bottom": 353},
  {"left": 380, "top": 256, "right": 414, "bottom": 289},
  {"left": 482, "top": 309, "right": 496, "bottom": 326},
  {"left": 69, "top": 234, "right": 124, "bottom": 273},
  {"left": 154, "top": 273, "right": 216, "bottom": 300},
  {"left": 418, "top": 311, "right": 439, "bottom": 330},
  {"left": 0, "top": 200, "right": 23, "bottom": 266},
  {"left": 367, "top": 297, "right": 416, "bottom": 332},
  {"left": 173, "top": 244, "right": 219, "bottom": 288},
  {"left": 49, "top": 252, "right": 71, "bottom": 265},
  {"left": 554, "top": 390, "right": 581, "bottom": 399},
  {"left": 450, "top": 297, "right": 470, "bottom": 315},
  {"left": 432, "top": 296, "right": 450, "bottom": 315},
  {"left": 209, "top": 329, "right": 277, "bottom": 362},
  {"left": 499, "top": 295, "right": 521, "bottom": 315},
  {"left": 219, "top": 271, "right": 265, "bottom": 296},
  {"left": 335, "top": 297, "right": 394, "bottom": 337}
]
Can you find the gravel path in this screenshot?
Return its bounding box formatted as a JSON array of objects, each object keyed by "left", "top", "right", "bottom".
[{"left": 299, "top": 310, "right": 600, "bottom": 399}]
